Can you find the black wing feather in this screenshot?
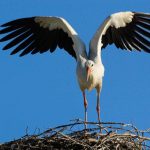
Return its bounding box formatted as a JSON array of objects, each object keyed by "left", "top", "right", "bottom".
[
  {"left": 11, "top": 34, "right": 35, "bottom": 55},
  {"left": 2, "top": 29, "right": 32, "bottom": 50},
  {"left": 134, "top": 25, "right": 150, "bottom": 38},
  {"left": 0, "top": 26, "right": 29, "bottom": 42}
]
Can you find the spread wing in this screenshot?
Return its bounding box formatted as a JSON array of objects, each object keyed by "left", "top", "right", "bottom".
[
  {"left": 0, "top": 16, "right": 87, "bottom": 60},
  {"left": 90, "top": 11, "right": 150, "bottom": 60}
]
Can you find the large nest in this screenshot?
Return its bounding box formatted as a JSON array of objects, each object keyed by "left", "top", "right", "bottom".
[{"left": 1, "top": 120, "right": 150, "bottom": 150}]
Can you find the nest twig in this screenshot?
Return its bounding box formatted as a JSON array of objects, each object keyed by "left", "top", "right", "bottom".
[{"left": 0, "top": 119, "right": 150, "bottom": 150}]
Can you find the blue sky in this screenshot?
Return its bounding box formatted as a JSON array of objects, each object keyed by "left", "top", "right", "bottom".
[{"left": 0, "top": 0, "right": 150, "bottom": 142}]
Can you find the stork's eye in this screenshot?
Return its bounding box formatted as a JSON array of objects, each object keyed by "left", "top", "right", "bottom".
[{"left": 92, "top": 64, "right": 94, "bottom": 67}]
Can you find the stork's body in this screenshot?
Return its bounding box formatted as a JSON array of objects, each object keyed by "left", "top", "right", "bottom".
[
  {"left": 1, "top": 11, "right": 150, "bottom": 127},
  {"left": 77, "top": 59, "right": 104, "bottom": 91},
  {"left": 76, "top": 57, "right": 104, "bottom": 125}
]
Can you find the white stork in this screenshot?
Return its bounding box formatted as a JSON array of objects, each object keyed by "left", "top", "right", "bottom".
[{"left": 1, "top": 11, "right": 150, "bottom": 127}]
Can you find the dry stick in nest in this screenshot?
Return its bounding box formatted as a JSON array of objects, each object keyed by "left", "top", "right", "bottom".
[{"left": 1, "top": 120, "right": 150, "bottom": 150}]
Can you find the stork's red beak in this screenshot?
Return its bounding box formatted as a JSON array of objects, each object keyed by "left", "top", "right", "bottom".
[{"left": 86, "top": 66, "right": 91, "bottom": 81}]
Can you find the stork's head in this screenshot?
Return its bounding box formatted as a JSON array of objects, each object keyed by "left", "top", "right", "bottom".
[{"left": 85, "top": 60, "right": 94, "bottom": 81}]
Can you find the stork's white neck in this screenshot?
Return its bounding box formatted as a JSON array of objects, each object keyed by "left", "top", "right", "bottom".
[{"left": 89, "top": 47, "right": 102, "bottom": 64}]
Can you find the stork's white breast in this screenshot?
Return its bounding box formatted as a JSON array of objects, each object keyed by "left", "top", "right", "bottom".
[{"left": 77, "top": 63, "right": 104, "bottom": 91}]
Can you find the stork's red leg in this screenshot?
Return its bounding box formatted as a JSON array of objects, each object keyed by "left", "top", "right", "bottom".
[
  {"left": 96, "top": 85, "right": 102, "bottom": 123},
  {"left": 96, "top": 85, "right": 103, "bottom": 133},
  {"left": 82, "top": 91, "right": 88, "bottom": 129},
  {"left": 96, "top": 92, "right": 100, "bottom": 123}
]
